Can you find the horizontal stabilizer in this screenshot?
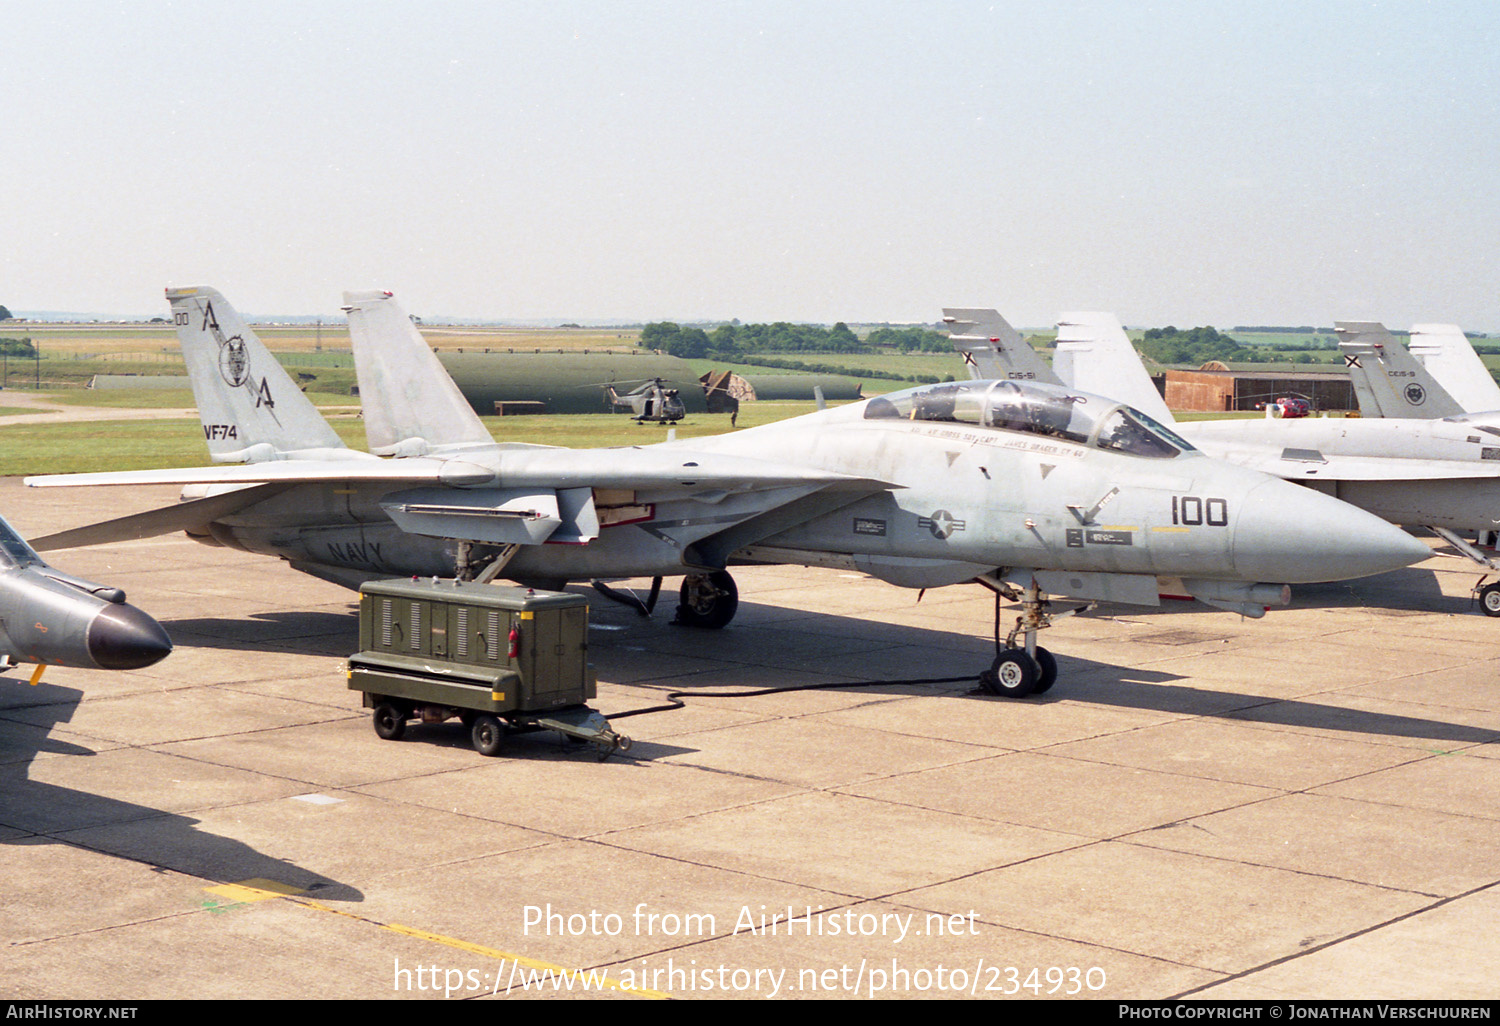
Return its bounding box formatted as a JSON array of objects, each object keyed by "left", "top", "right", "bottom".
[
  {"left": 27, "top": 483, "right": 291, "bottom": 551},
  {"left": 25, "top": 457, "right": 496, "bottom": 490}
]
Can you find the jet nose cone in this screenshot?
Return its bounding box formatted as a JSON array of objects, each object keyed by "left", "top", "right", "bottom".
[
  {"left": 86, "top": 603, "right": 173, "bottom": 670},
  {"left": 1233, "top": 479, "right": 1431, "bottom": 583}
]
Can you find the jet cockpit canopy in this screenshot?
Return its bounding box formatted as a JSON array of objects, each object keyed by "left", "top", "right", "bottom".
[
  {"left": 0, "top": 515, "right": 43, "bottom": 570},
  {"left": 864, "top": 379, "right": 1194, "bottom": 459}
]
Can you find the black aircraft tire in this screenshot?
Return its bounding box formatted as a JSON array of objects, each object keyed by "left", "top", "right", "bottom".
[
  {"left": 372, "top": 702, "right": 407, "bottom": 741},
  {"left": 1482, "top": 584, "right": 1500, "bottom": 617},
  {"left": 980, "top": 649, "right": 1037, "bottom": 699},
  {"left": 1030, "top": 648, "right": 1058, "bottom": 695},
  {"left": 472, "top": 714, "right": 507, "bottom": 757},
  {"left": 675, "top": 571, "right": 739, "bottom": 629}
]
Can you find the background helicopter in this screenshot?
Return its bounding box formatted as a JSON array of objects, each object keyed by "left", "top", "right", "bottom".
[{"left": 601, "top": 377, "right": 687, "bottom": 423}]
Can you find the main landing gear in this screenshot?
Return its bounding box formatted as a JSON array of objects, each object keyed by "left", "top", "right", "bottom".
[
  {"left": 1427, "top": 528, "right": 1500, "bottom": 617},
  {"left": 674, "top": 571, "right": 739, "bottom": 629},
  {"left": 985, "top": 646, "right": 1058, "bottom": 699},
  {"left": 974, "top": 574, "right": 1091, "bottom": 699},
  {"left": 1478, "top": 581, "right": 1500, "bottom": 618}
]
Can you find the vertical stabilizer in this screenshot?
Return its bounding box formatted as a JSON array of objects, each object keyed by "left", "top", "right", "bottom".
[
  {"left": 166, "top": 286, "right": 348, "bottom": 462},
  {"left": 343, "top": 291, "right": 495, "bottom": 456},
  {"left": 1336, "top": 321, "right": 1464, "bottom": 419},
  {"left": 1053, "top": 312, "right": 1176, "bottom": 425},
  {"left": 1408, "top": 324, "right": 1500, "bottom": 414},
  {"left": 941, "top": 308, "right": 1059, "bottom": 384}
]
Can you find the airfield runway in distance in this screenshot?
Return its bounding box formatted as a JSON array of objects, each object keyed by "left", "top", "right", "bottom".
[{"left": 3, "top": 477, "right": 1498, "bottom": 1000}]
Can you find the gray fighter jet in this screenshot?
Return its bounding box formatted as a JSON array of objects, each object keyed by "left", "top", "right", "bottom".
[
  {"left": 24, "top": 288, "right": 1427, "bottom": 697},
  {"left": 964, "top": 311, "right": 1500, "bottom": 613},
  {"left": 1338, "top": 322, "right": 1467, "bottom": 420},
  {"left": 1339, "top": 322, "right": 1500, "bottom": 419},
  {"left": 0, "top": 513, "right": 171, "bottom": 679},
  {"left": 1339, "top": 324, "right": 1500, "bottom": 552}
]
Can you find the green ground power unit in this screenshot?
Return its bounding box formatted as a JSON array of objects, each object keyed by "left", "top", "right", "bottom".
[{"left": 347, "top": 578, "right": 628, "bottom": 757}]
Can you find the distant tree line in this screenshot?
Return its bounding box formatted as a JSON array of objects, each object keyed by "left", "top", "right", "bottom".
[
  {"left": 0, "top": 306, "right": 13, "bottom": 321},
  {"left": 0, "top": 337, "right": 35, "bottom": 358},
  {"left": 1139, "top": 326, "right": 1352, "bottom": 365},
  {"left": 640, "top": 321, "right": 868, "bottom": 359},
  {"left": 1137, "top": 326, "right": 1250, "bottom": 365},
  {"left": 640, "top": 320, "right": 968, "bottom": 360},
  {"left": 863, "top": 326, "right": 953, "bottom": 352},
  {"left": 639, "top": 321, "right": 861, "bottom": 358},
  {"left": 1254, "top": 338, "right": 1338, "bottom": 351}
]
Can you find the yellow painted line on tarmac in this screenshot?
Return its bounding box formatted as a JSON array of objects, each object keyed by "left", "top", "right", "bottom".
[
  {"left": 379, "top": 920, "right": 670, "bottom": 999},
  {"left": 204, "top": 880, "right": 669, "bottom": 999},
  {"left": 205, "top": 878, "right": 307, "bottom": 902}
]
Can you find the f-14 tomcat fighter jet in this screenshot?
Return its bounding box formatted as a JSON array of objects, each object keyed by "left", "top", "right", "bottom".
[
  {"left": 24, "top": 288, "right": 1426, "bottom": 698},
  {"left": 949, "top": 308, "right": 1500, "bottom": 615},
  {"left": 0, "top": 513, "right": 171, "bottom": 680}
]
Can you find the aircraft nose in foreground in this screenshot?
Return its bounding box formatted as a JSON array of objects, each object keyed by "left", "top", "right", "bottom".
[
  {"left": 1232, "top": 479, "right": 1431, "bottom": 583},
  {"left": 86, "top": 602, "right": 174, "bottom": 670}
]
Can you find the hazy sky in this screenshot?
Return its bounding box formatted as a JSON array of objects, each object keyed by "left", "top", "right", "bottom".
[{"left": 5, "top": 1, "right": 1498, "bottom": 328}]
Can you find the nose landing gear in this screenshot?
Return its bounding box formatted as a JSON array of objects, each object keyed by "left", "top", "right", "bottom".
[{"left": 975, "top": 574, "right": 1089, "bottom": 698}]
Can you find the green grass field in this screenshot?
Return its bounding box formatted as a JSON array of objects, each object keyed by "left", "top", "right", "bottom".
[
  {"left": 34, "top": 388, "right": 363, "bottom": 411},
  {"left": 0, "top": 417, "right": 216, "bottom": 476}
]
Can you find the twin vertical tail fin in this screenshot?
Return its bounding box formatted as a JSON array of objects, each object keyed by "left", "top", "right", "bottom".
[
  {"left": 1336, "top": 321, "right": 1465, "bottom": 420},
  {"left": 343, "top": 290, "right": 495, "bottom": 456},
  {"left": 166, "top": 286, "right": 347, "bottom": 461},
  {"left": 941, "top": 308, "right": 1059, "bottom": 384},
  {"left": 1407, "top": 324, "right": 1500, "bottom": 415},
  {"left": 1053, "top": 312, "right": 1177, "bottom": 426}
]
